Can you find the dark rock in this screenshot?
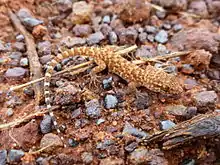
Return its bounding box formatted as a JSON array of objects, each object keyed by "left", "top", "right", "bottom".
[
  {"left": 20, "top": 58, "right": 29, "bottom": 67},
  {"left": 72, "top": 24, "right": 93, "bottom": 37},
  {"left": 37, "top": 41, "right": 51, "bottom": 56},
  {"left": 173, "top": 24, "right": 183, "bottom": 32},
  {"left": 13, "top": 42, "right": 25, "bottom": 52},
  {"left": 100, "top": 24, "right": 112, "bottom": 37},
  {"left": 40, "top": 55, "right": 52, "bottom": 65},
  {"left": 8, "top": 149, "right": 24, "bottom": 163},
  {"left": 104, "top": 94, "right": 118, "bottom": 109},
  {"left": 4, "top": 67, "right": 27, "bottom": 80},
  {"left": 128, "top": 148, "right": 168, "bottom": 165},
  {"left": 23, "top": 87, "right": 34, "bottom": 96},
  {"left": 135, "top": 92, "right": 151, "bottom": 110},
  {"left": 56, "top": 0, "right": 72, "bottom": 12},
  {"left": 0, "top": 150, "right": 7, "bottom": 165},
  {"left": 188, "top": 0, "right": 208, "bottom": 18},
  {"left": 40, "top": 115, "right": 52, "bottom": 134},
  {"left": 123, "top": 121, "right": 148, "bottom": 138},
  {"left": 71, "top": 108, "right": 82, "bottom": 118},
  {"left": 160, "top": 120, "right": 176, "bottom": 130},
  {"left": 102, "top": 15, "right": 111, "bottom": 24},
  {"left": 99, "top": 157, "right": 124, "bottom": 165},
  {"left": 85, "top": 99, "right": 101, "bottom": 118},
  {"left": 117, "top": 27, "right": 138, "bottom": 45},
  {"left": 194, "top": 91, "right": 217, "bottom": 110},
  {"left": 68, "top": 138, "right": 79, "bottom": 147},
  {"left": 102, "top": 77, "right": 113, "bottom": 89},
  {"left": 87, "top": 32, "right": 105, "bottom": 45},
  {"left": 155, "top": 30, "right": 168, "bottom": 43},
  {"left": 138, "top": 32, "right": 147, "bottom": 43},
  {"left": 125, "top": 142, "right": 138, "bottom": 152},
  {"left": 81, "top": 152, "right": 93, "bottom": 164},
  {"left": 135, "top": 45, "right": 156, "bottom": 59},
  {"left": 16, "top": 34, "right": 25, "bottom": 42},
  {"left": 181, "top": 159, "right": 196, "bottom": 165},
  {"left": 108, "top": 31, "right": 118, "bottom": 44}
]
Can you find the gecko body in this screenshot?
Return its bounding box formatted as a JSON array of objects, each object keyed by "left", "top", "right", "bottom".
[{"left": 44, "top": 47, "right": 183, "bottom": 146}]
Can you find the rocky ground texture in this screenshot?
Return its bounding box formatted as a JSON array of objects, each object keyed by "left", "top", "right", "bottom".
[{"left": 0, "top": 0, "right": 220, "bottom": 164}]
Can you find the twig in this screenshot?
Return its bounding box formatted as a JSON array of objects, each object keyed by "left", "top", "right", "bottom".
[
  {"left": 0, "top": 106, "right": 59, "bottom": 130},
  {"left": 10, "top": 45, "right": 137, "bottom": 91},
  {"left": 8, "top": 9, "right": 43, "bottom": 104}
]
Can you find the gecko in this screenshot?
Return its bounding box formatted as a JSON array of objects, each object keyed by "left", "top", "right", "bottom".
[{"left": 44, "top": 46, "right": 183, "bottom": 147}]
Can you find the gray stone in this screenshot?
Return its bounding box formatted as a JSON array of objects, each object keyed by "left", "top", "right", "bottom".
[
  {"left": 9, "top": 52, "right": 22, "bottom": 60},
  {"left": 125, "top": 142, "right": 138, "bottom": 152},
  {"left": 160, "top": 120, "right": 176, "bottom": 130},
  {"left": 156, "top": 11, "right": 166, "bottom": 19},
  {"left": 155, "top": 30, "right": 168, "bottom": 43},
  {"left": 40, "top": 115, "right": 52, "bottom": 134},
  {"left": 0, "top": 150, "right": 7, "bottom": 165},
  {"left": 118, "top": 27, "right": 138, "bottom": 45},
  {"left": 40, "top": 55, "right": 52, "bottom": 65},
  {"left": 103, "top": 15, "right": 111, "bottom": 24},
  {"left": 194, "top": 91, "right": 218, "bottom": 107},
  {"left": 37, "top": 41, "right": 51, "bottom": 56},
  {"left": 71, "top": 108, "right": 82, "bottom": 118},
  {"left": 40, "top": 133, "right": 63, "bottom": 150},
  {"left": 145, "top": 25, "right": 157, "bottom": 33},
  {"left": 173, "top": 24, "right": 183, "bottom": 32},
  {"left": 56, "top": 0, "right": 72, "bottom": 12},
  {"left": 87, "top": 32, "right": 105, "bottom": 45},
  {"left": 13, "top": 42, "right": 25, "bottom": 52},
  {"left": 85, "top": 99, "right": 101, "bottom": 118},
  {"left": 16, "top": 34, "right": 25, "bottom": 42},
  {"left": 147, "top": 34, "right": 154, "bottom": 42},
  {"left": 20, "top": 58, "right": 29, "bottom": 67},
  {"left": 17, "top": 8, "right": 32, "bottom": 21},
  {"left": 96, "top": 139, "right": 115, "bottom": 150},
  {"left": 97, "top": 118, "right": 105, "bottom": 125},
  {"left": 22, "top": 17, "right": 43, "bottom": 29},
  {"left": 163, "top": 23, "right": 171, "bottom": 30},
  {"left": 157, "top": 44, "right": 168, "bottom": 55},
  {"left": 68, "top": 138, "right": 79, "bottom": 147},
  {"left": 6, "top": 108, "right": 14, "bottom": 117},
  {"left": 109, "top": 31, "right": 118, "bottom": 44},
  {"left": 8, "top": 149, "right": 24, "bottom": 162},
  {"left": 138, "top": 32, "right": 147, "bottom": 43},
  {"left": 135, "top": 45, "right": 156, "bottom": 59},
  {"left": 72, "top": 24, "right": 93, "bottom": 37},
  {"left": 102, "top": 77, "right": 113, "bottom": 89},
  {"left": 135, "top": 92, "right": 151, "bottom": 110},
  {"left": 104, "top": 94, "right": 118, "bottom": 109},
  {"left": 4, "top": 67, "right": 27, "bottom": 80},
  {"left": 123, "top": 121, "right": 148, "bottom": 138},
  {"left": 100, "top": 24, "right": 112, "bottom": 36}
]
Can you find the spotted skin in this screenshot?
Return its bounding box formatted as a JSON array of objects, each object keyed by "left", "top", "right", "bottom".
[{"left": 44, "top": 47, "right": 183, "bottom": 147}]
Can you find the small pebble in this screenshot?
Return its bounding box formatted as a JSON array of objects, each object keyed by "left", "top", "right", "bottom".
[
  {"left": 16, "top": 34, "right": 25, "bottom": 42},
  {"left": 145, "top": 25, "right": 157, "bottom": 34},
  {"left": 194, "top": 91, "right": 217, "bottom": 107},
  {"left": 87, "top": 32, "right": 105, "bottom": 45},
  {"left": 181, "top": 159, "right": 196, "bottom": 165},
  {"left": 135, "top": 92, "right": 151, "bottom": 110},
  {"left": 40, "top": 115, "right": 52, "bottom": 134},
  {"left": 125, "top": 142, "right": 138, "bottom": 152},
  {"left": 22, "top": 17, "right": 44, "bottom": 30},
  {"left": 81, "top": 152, "right": 93, "bottom": 164},
  {"left": 85, "top": 99, "right": 101, "bottom": 118},
  {"left": 147, "top": 34, "right": 154, "bottom": 42},
  {"left": 72, "top": 24, "right": 93, "bottom": 37},
  {"left": 0, "top": 41, "right": 6, "bottom": 52},
  {"left": 4, "top": 67, "right": 27, "bottom": 80},
  {"left": 40, "top": 133, "right": 63, "bottom": 151},
  {"left": 135, "top": 45, "right": 156, "bottom": 59},
  {"left": 138, "top": 32, "right": 147, "bottom": 43},
  {"left": 163, "top": 23, "right": 171, "bottom": 30},
  {"left": 118, "top": 27, "right": 138, "bottom": 45},
  {"left": 155, "top": 30, "right": 168, "bottom": 44},
  {"left": 96, "top": 139, "right": 115, "bottom": 150},
  {"left": 6, "top": 108, "right": 13, "bottom": 117},
  {"left": 68, "top": 138, "right": 79, "bottom": 147},
  {"left": 20, "top": 58, "right": 29, "bottom": 67},
  {"left": 123, "top": 121, "right": 148, "bottom": 138},
  {"left": 61, "top": 37, "right": 86, "bottom": 48},
  {"left": 108, "top": 31, "right": 118, "bottom": 44},
  {"left": 97, "top": 118, "right": 105, "bottom": 125},
  {"left": 104, "top": 94, "right": 118, "bottom": 109},
  {"left": 173, "top": 24, "right": 183, "bottom": 32},
  {"left": 8, "top": 149, "right": 25, "bottom": 162},
  {"left": 184, "top": 78, "right": 198, "bottom": 90},
  {"left": 181, "top": 64, "right": 194, "bottom": 74},
  {"left": 156, "top": 11, "right": 166, "bottom": 19},
  {"left": 71, "top": 108, "right": 82, "bottom": 118},
  {"left": 40, "top": 55, "right": 52, "bottom": 64},
  {"left": 102, "top": 77, "right": 113, "bottom": 89},
  {"left": 100, "top": 24, "right": 112, "bottom": 37},
  {"left": 160, "top": 120, "right": 176, "bottom": 130},
  {"left": 102, "top": 15, "right": 111, "bottom": 24},
  {"left": 9, "top": 52, "right": 22, "bottom": 60},
  {"left": 13, "top": 42, "right": 25, "bottom": 52},
  {"left": 23, "top": 88, "right": 34, "bottom": 96},
  {"left": 37, "top": 41, "right": 51, "bottom": 56},
  {"left": 56, "top": 0, "right": 72, "bottom": 12},
  {"left": 157, "top": 44, "right": 168, "bottom": 55},
  {"left": 0, "top": 150, "right": 7, "bottom": 165}
]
